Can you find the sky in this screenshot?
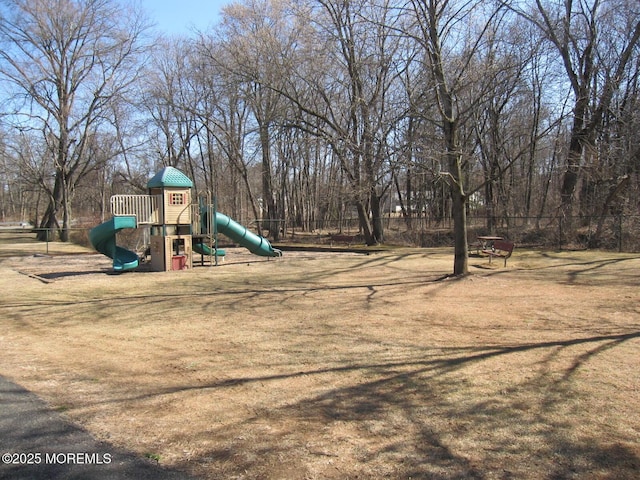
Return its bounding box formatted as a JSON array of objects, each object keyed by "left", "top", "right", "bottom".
[{"left": 139, "top": 0, "right": 230, "bottom": 35}]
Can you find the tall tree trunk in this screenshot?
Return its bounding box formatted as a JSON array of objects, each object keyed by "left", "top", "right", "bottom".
[
  {"left": 354, "top": 200, "right": 374, "bottom": 245},
  {"left": 394, "top": 172, "right": 411, "bottom": 229},
  {"left": 417, "top": 0, "right": 470, "bottom": 275},
  {"left": 560, "top": 95, "right": 589, "bottom": 224},
  {"left": 445, "top": 118, "right": 468, "bottom": 276},
  {"left": 259, "top": 122, "right": 279, "bottom": 241},
  {"left": 370, "top": 187, "right": 384, "bottom": 244},
  {"left": 36, "top": 173, "right": 63, "bottom": 241}
]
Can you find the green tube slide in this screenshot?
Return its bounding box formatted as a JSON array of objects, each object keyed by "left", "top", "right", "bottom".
[
  {"left": 209, "top": 211, "right": 282, "bottom": 257},
  {"left": 192, "top": 242, "right": 226, "bottom": 258},
  {"left": 89, "top": 216, "right": 139, "bottom": 271}
]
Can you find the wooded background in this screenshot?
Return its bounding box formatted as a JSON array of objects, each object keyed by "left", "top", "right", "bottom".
[{"left": 1, "top": 0, "right": 639, "bottom": 257}]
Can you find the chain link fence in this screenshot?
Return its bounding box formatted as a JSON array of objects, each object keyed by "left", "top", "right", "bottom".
[
  {"left": 3, "top": 213, "right": 640, "bottom": 253},
  {"left": 285, "top": 214, "right": 640, "bottom": 252}
]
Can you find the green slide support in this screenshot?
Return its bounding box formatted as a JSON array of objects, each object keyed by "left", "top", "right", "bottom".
[
  {"left": 213, "top": 212, "right": 282, "bottom": 257},
  {"left": 89, "top": 216, "right": 139, "bottom": 271}
]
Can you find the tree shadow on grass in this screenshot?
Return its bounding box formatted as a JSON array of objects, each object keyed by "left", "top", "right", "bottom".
[
  {"left": 526, "top": 254, "right": 640, "bottom": 286},
  {"left": 133, "top": 331, "right": 640, "bottom": 479}
]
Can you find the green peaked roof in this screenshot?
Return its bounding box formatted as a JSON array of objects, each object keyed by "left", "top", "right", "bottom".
[{"left": 147, "top": 167, "right": 193, "bottom": 188}]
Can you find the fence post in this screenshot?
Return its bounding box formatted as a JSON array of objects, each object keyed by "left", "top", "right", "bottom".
[
  {"left": 618, "top": 214, "right": 623, "bottom": 252},
  {"left": 558, "top": 216, "right": 563, "bottom": 250}
]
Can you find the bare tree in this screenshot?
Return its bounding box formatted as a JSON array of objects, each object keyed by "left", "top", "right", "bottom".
[
  {"left": 267, "top": 0, "right": 406, "bottom": 245},
  {"left": 142, "top": 36, "right": 202, "bottom": 176},
  {"left": 408, "top": 0, "right": 508, "bottom": 275},
  {"left": 502, "top": 0, "right": 640, "bottom": 234},
  {"left": 193, "top": 33, "right": 265, "bottom": 228},
  {"left": 0, "top": 0, "right": 150, "bottom": 240},
  {"left": 470, "top": 17, "right": 549, "bottom": 231},
  {"left": 215, "top": 0, "right": 308, "bottom": 240}
]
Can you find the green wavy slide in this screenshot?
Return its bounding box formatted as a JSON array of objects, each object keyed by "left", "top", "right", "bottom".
[{"left": 89, "top": 216, "right": 139, "bottom": 271}]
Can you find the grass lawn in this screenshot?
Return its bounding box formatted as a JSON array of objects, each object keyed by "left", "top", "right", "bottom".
[{"left": 1, "top": 231, "right": 639, "bottom": 479}]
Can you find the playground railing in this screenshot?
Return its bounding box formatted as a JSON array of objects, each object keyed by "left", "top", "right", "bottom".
[{"left": 110, "top": 194, "right": 162, "bottom": 225}]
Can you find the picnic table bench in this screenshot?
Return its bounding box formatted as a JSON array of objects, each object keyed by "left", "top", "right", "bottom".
[
  {"left": 482, "top": 239, "right": 515, "bottom": 267},
  {"left": 469, "top": 236, "right": 503, "bottom": 255}
]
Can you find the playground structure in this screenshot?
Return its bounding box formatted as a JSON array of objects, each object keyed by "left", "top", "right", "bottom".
[{"left": 89, "top": 167, "right": 282, "bottom": 271}]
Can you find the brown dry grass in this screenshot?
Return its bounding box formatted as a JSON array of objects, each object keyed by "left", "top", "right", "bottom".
[{"left": 1, "top": 231, "right": 639, "bottom": 479}]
